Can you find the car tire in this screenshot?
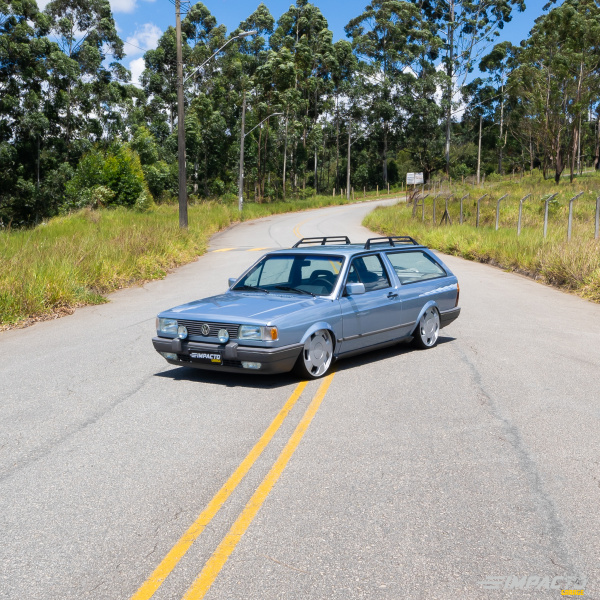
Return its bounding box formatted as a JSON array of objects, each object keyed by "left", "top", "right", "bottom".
[
  {"left": 412, "top": 306, "right": 440, "bottom": 349},
  {"left": 294, "top": 329, "right": 334, "bottom": 379}
]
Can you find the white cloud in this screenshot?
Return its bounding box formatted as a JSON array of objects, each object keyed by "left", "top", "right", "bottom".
[
  {"left": 125, "top": 23, "right": 162, "bottom": 57},
  {"left": 129, "top": 57, "right": 146, "bottom": 87},
  {"left": 110, "top": 0, "right": 137, "bottom": 14}
]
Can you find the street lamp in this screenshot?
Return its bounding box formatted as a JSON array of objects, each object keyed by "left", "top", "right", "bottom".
[
  {"left": 238, "top": 111, "right": 283, "bottom": 212},
  {"left": 175, "top": 20, "right": 256, "bottom": 228}
]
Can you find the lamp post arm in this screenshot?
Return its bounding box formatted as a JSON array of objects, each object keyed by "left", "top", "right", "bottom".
[
  {"left": 184, "top": 32, "right": 255, "bottom": 84},
  {"left": 244, "top": 112, "right": 283, "bottom": 138}
]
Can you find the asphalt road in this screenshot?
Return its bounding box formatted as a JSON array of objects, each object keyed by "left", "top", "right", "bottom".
[{"left": 1, "top": 199, "right": 599, "bottom": 599}]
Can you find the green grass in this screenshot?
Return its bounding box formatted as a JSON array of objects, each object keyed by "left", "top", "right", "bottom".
[
  {"left": 0, "top": 193, "right": 396, "bottom": 328},
  {"left": 364, "top": 171, "right": 600, "bottom": 302}
]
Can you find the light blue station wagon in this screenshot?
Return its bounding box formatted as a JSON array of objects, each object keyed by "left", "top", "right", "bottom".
[{"left": 153, "top": 236, "right": 461, "bottom": 378}]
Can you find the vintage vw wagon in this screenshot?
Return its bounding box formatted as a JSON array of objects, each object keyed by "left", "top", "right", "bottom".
[{"left": 152, "top": 236, "right": 460, "bottom": 379}]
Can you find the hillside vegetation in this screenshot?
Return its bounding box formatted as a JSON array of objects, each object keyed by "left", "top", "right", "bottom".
[{"left": 0, "top": 194, "right": 377, "bottom": 328}]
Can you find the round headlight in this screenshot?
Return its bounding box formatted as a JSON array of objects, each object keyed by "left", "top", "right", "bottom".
[
  {"left": 218, "top": 328, "right": 230, "bottom": 343},
  {"left": 177, "top": 325, "right": 188, "bottom": 339}
]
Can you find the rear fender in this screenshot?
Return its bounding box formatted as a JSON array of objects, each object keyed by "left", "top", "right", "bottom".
[{"left": 412, "top": 301, "right": 439, "bottom": 333}]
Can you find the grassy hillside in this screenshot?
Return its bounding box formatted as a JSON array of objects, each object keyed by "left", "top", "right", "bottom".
[
  {"left": 1, "top": 194, "right": 385, "bottom": 328},
  {"left": 364, "top": 172, "right": 600, "bottom": 302}
]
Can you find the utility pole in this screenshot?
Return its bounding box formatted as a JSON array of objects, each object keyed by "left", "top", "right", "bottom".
[
  {"left": 175, "top": 0, "right": 187, "bottom": 228},
  {"left": 477, "top": 114, "right": 482, "bottom": 186},
  {"left": 444, "top": 0, "right": 454, "bottom": 178},
  {"left": 346, "top": 117, "right": 352, "bottom": 200},
  {"left": 238, "top": 92, "right": 246, "bottom": 212}
]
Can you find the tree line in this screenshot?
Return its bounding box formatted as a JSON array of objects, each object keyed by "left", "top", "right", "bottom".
[{"left": 2, "top": 0, "right": 600, "bottom": 227}]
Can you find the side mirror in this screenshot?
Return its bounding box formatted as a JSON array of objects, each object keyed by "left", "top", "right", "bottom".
[
  {"left": 228, "top": 278, "right": 237, "bottom": 288},
  {"left": 345, "top": 282, "right": 366, "bottom": 295}
]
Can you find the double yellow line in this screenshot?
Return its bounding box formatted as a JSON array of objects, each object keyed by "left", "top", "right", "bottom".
[{"left": 131, "top": 374, "right": 335, "bottom": 600}]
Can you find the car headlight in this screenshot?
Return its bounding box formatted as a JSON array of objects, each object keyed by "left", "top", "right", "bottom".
[
  {"left": 157, "top": 317, "right": 178, "bottom": 336},
  {"left": 238, "top": 325, "right": 262, "bottom": 340},
  {"left": 238, "top": 325, "right": 278, "bottom": 341}
]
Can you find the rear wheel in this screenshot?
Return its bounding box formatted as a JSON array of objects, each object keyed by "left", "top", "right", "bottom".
[
  {"left": 294, "top": 329, "right": 334, "bottom": 379},
  {"left": 412, "top": 306, "right": 440, "bottom": 349}
]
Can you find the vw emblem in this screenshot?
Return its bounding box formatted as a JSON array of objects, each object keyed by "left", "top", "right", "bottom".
[{"left": 200, "top": 324, "right": 210, "bottom": 336}]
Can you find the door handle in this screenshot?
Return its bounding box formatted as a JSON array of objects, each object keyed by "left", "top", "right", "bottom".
[{"left": 387, "top": 292, "right": 398, "bottom": 299}]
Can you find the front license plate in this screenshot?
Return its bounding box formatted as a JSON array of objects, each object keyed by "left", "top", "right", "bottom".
[{"left": 189, "top": 351, "right": 222, "bottom": 365}]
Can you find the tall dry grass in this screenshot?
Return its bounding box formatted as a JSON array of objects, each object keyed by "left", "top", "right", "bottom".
[
  {"left": 1, "top": 193, "right": 386, "bottom": 328},
  {"left": 364, "top": 171, "right": 600, "bottom": 302}
]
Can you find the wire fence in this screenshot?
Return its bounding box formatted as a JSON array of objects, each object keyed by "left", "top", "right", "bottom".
[{"left": 409, "top": 191, "right": 600, "bottom": 241}]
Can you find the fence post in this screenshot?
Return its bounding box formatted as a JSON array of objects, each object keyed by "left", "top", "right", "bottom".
[
  {"left": 459, "top": 194, "right": 468, "bottom": 225},
  {"left": 567, "top": 192, "right": 584, "bottom": 241},
  {"left": 517, "top": 194, "right": 531, "bottom": 236},
  {"left": 543, "top": 193, "right": 558, "bottom": 239},
  {"left": 476, "top": 194, "right": 488, "bottom": 228},
  {"left": 596, "top": 196, "right": 600, "bottom": 239},
  {"left": 433, "top": 193, "right": 441, "bottom": 225},
  {"left": 377, "top": 185, "right": 379, "bottom": 197},
  {"left": 495, "top": 194, "right": 509, "bottom": 231}
]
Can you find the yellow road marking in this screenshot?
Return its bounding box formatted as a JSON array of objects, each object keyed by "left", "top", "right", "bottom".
[
  {"left": 292, "top": 217, "right": 313, "bottom": 239},
  {"left": 211, "top": 248, "right": 235, "bottom": 253},
  {"left": 247, "top": 247, "right": 269, "bottom": 252},
  {"left": 182, "top": 373, "right": 335, "bottom": 600},
  {"left": 130, "top": 381, "right": 308, "bottom": 600}
]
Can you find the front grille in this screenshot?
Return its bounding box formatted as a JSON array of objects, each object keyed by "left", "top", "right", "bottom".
[{"left": 177, "top": 320, "right": 240, "bottom": 339}]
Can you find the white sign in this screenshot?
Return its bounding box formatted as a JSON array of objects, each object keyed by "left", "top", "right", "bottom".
[{"left": 406, "top": 172, "right": 424, "bottom": 185}]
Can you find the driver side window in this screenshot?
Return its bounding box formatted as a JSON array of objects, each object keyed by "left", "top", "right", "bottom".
[{"left": 347, "top": 255, "right": 390, "bottom": 292}]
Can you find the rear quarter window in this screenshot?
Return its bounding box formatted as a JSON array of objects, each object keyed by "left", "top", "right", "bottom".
[{"left": 386, "top": 251, "right": 447, "bottom": 284}]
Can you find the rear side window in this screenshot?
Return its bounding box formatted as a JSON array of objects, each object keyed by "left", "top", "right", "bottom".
[
  {"left": 347, "top": 254, "right": 390, "bottom": 291},
  {"left": 386, "top": 251, "right": 446, "bottom": 284}
]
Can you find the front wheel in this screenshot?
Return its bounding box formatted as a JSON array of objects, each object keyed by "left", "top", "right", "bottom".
[
  {"left": 294, "top": 329, "right": 334, "bottom": 379},
  {"left": 412, "top": 307, "right": 440, "bottom": 349}
]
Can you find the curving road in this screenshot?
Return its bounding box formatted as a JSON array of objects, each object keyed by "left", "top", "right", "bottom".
[{"left": 1, "top": 199, "right": 599, "bottom": 599}]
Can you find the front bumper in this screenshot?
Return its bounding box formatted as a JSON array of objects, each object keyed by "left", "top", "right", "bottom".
[{"left": 152, "top": 337, "right": 303, "bottom": 374}]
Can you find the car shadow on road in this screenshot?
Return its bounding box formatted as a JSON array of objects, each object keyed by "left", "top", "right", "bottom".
[
  {"left": 154, "top": 366, "right": 299, "bottom": 389},
  {"left": 330, "top": 335, "right": 456, "bottom": 374},
  {"left": 153, "top": 335, "right": 455, "bottom": 388}
]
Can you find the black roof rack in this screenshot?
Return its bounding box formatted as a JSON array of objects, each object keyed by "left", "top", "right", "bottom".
[
  {"left": 293, "top": 236, "right": 351, "bottom": 247},
  {"left": 364, "top": 236, "right": 419, "bottom": 249}
]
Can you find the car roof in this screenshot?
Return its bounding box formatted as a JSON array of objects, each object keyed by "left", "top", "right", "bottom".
[{"left": 267, "top": 236, "right": 426, "bottom": 258}]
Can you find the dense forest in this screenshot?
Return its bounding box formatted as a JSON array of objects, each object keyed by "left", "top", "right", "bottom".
[{"left": 2, "top": 0, "right": 600, "bottom": 226}]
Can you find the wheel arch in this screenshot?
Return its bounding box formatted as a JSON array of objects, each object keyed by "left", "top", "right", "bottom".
[
  {"left": 300, "top": 322, "right": 337, "bottom": 351},
  {"left": 411, "top": 300, "right": 440, "bottom": 335}
]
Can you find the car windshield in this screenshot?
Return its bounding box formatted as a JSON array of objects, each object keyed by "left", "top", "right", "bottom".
[{"left": 233, "top": 254, "right": 344, "bottom": 296}]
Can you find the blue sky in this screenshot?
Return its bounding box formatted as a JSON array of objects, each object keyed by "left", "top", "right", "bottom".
[{"left": 38, "top": 0, "right": 553, "bottom": 84}]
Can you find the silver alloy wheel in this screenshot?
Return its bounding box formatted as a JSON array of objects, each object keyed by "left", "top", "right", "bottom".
[
  {"left": 302, "top": 329, "right": 333, "bottom": 377},
  {"left": 417, "top": 307, "right": 440, "bottom": 348}
]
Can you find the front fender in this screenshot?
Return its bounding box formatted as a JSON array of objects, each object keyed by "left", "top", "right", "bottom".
[{"left": 300, "top": 321, "right": 336, "bottom": 346}]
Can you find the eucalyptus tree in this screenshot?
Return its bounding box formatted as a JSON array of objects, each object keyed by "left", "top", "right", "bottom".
[
  {"left": 330, "top": 39, "right": 357, "bottom": 191},
  {"left": 271, "top": 0, "right": 334, "bottom": 193},
  {"left": 44, "top": 0, "right": 124, "bottom": 150},
  {"left": 141, "top": 26, "right": 189, "bottom": 137},
  {"left": 424, "top": 0, "right": 525, "bottom": 175},
  {"left": 0, "top": 0, "right": 55, "bottom": 223},
  {"left": 479, "top": 41, "right": 516, "bottom": 174},
  {"left": 346, "top": 0, "right": 439, "bottom": 185},
  {"left": 510, "top": 0, "right": 600, "bottom": 183}
]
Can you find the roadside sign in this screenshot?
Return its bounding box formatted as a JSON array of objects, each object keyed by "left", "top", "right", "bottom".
[{"left": 406, "top": 172, "right": 424, "bottom": 185}]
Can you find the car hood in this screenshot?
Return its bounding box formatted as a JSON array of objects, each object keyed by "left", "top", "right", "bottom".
[{"left": 160, "top": 292, "right": 325, "bottom": 324}]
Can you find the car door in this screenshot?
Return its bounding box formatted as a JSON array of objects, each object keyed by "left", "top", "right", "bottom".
[
  {"left": 384, "top": 250, "right": 453, "bottom": 326},
  {"left": 338, "top": 253, "right": 404, "bottom": 354}
]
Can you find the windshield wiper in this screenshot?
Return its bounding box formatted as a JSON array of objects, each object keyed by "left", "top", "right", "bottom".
[
  {"left": 234, "top": 284, "right": 270, "bottom": 294},
  {"left": 275, "top": 286, "right": 315, "bottom": 297}
]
